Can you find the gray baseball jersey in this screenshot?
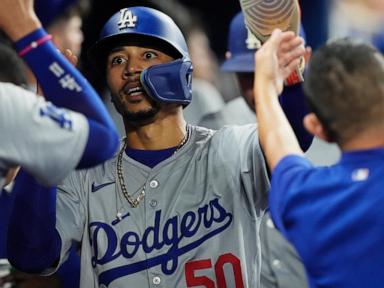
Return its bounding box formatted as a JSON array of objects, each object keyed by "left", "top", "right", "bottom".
[
  {"left": 55, "top": 124, "right": 269, "bottom": 287},
  {"left": 0, "top": 82, "right": 88, "bottom": 188},
  {"left": 198, "top": 96, "right": 308, "bottom": 288},
  {"left": 199, "top": 97, "right": 256, "bottom": 130}
]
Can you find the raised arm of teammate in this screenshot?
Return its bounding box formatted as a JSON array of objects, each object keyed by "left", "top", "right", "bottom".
[
  {"left": 1, "top": 0, "right": 118, "bottom": 274},
  {"left": 254, "top": 29, "right": 306, "bottom": 170},
  {"left": 0, "top": 0, "right": 119, "bottom": 169}
]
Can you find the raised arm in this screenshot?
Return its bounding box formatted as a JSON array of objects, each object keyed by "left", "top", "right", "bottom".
[
  {"left": 254, "top": 29, "right": 306, "bottom": 171},
  {"left": 1, "top": 0, "right": 116, "bottom": 275},
  {"left": 0, "top": 0, "right": 119, "bottom": 168}
]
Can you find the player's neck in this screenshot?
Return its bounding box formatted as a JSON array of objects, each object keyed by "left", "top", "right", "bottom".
[
  {"left": 340, "top": 126, "right": 384, "bottom": 152},
  {"left": 124, "top": 111, "right": 187, "bottom": 150}
]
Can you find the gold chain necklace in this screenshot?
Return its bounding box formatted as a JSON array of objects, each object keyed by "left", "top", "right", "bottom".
[{"left": 116, "top": 125, "right": 190, "bottom": 208}]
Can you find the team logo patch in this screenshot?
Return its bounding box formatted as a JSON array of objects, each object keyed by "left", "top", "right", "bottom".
[
  {"left": 117, "top": 8, "right": 138, "bottom": 29},
  {"left": 40, "top": 103, "right": 73, "bottom": 130},
  {"left": 351, "top": 168, "right": 369, "bottom": 181}
]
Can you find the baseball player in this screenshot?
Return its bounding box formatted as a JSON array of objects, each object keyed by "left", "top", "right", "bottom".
[
  {"left": 0, "top": 0, "right": 119, "bottom": 190},
  {"left": 200, "top": 11, "right": 308, "bottom": 288},
  {"left": 7, "top": 6, "right": 309, "bottom": 288},
  {"left": 254, "top": 29, "right": 384, "bottom": 287}
]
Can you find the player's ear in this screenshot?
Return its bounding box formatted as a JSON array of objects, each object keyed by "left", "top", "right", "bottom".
[{"left": 303, "top": 113, "right": 332, "bottom": 142}]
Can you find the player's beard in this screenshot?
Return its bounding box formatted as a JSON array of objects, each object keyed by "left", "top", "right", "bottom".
[{"left": 111, "top": 95, "right": 161, "bottom": 125}]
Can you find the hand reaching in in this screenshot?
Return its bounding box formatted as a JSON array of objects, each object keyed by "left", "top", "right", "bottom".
[{"left": 255, "top": 29, "right": 306, "bottom": 99}]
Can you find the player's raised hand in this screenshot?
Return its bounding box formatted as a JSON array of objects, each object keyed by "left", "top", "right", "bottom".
[
  {"left": 254, "top": 29, "right": 306, "bottom": 99},
  {"left": 0, "top": 0, "right": 41, "bottom": 41}
]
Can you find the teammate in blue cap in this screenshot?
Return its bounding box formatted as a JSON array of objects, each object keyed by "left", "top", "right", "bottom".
[
  {"left": 201, "top": 11, "right": 311, "bottom": 147},
  {"left": 9, "top": 6, "right": 310, "bottom": 287}
]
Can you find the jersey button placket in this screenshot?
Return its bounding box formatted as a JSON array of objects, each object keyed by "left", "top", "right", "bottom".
[
  {"left": 145, "top": 177, "right": 162, "bottom": 287},
  {"left": 272, "top": 259, "right": 282, "bottom": 269},
  {"left": 148, "top": 179, "right": 159, "bottom": 208},
  {"left": 152, "top": 276, "right": 161, "bottom": 285},
  {"left": 149, "top": 179, "right": 159, "bottom": 188},
  {"left": 150, "top": 199, "right": 158, "bottom": 207}
]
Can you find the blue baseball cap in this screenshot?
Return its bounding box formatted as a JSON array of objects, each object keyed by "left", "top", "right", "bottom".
[
  {"left": 221, "top": 12, "right": 257, "bottom": 73},
  {"left": 221, "top": 11, "right": 306, "bottom": 73}
]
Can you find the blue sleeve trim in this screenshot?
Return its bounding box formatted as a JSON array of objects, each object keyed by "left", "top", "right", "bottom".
[
  {"left": 14, "top": 28, "right": 47, "bottom": 52},
  {"left": 7, "top": 170, "right": 61, "bottom": 273},
  {"left": 78, "top": 119, "right": 119, "bottom": 168}
]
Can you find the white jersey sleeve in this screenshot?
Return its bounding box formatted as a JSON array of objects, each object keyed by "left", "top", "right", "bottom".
[{"left": 0, "top": 82, "right": 89, "bottom": 186}]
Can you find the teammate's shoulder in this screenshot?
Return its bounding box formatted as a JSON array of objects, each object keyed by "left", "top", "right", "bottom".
[
  {"left": 0, "top": 82, "right": 30, "bottom": 93},
  {"left": 0, "top": 82, "right": 39, "bottom": 103}
]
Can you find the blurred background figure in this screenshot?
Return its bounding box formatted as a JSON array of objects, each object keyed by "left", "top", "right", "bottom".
[
  {"left": 35, "top": 0, "right": 88, "bottom": 57},
  {"left": 199, "top": 11, "right": 256, "bottom": 129},
  {"left": 300, "top": 0, "right": 330, "bottom": 51},
  {"left": 329, "top": 0, "right": 384, "bottom": 52},
  {"left": 20, "top": 0, "right": 90, "bottom": 91}
]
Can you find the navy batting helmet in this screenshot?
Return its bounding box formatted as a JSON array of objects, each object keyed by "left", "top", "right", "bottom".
[
  {"left": 221, "top": 11, "right": 306, "bottom": 73},
  {"left": 88, "top": 6, "right": 193, "bottom": 106}
]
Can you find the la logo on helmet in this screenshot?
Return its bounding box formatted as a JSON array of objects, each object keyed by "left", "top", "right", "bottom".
[{"left": 117, "top": 8, "right": 137, "bottom": 29}]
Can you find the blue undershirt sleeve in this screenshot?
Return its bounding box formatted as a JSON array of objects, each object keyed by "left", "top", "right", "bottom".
[
  {"left": 280, "top": 83, "right": 313, "bottom": 151},
  {"left": 14, "top": 28, "right": 119, "bottom": 168},
  {"left": 7, "top": 170, "right": 61, "bottom": 273}
]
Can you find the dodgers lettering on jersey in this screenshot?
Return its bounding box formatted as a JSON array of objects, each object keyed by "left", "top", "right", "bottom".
[
  {"left": 57, "top": 125, "right": 269, "bottom": 287},
  {"left": 90, "top": 198, "right": 232, "bottom": 286}
]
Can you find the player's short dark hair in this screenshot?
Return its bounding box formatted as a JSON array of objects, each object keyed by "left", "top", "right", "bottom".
[
  {"left": 0, "top": 40, "right": 27, "bottom": 86},
  {"left": 304, "top": 38, "right": 384, "bottom": 145}
]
